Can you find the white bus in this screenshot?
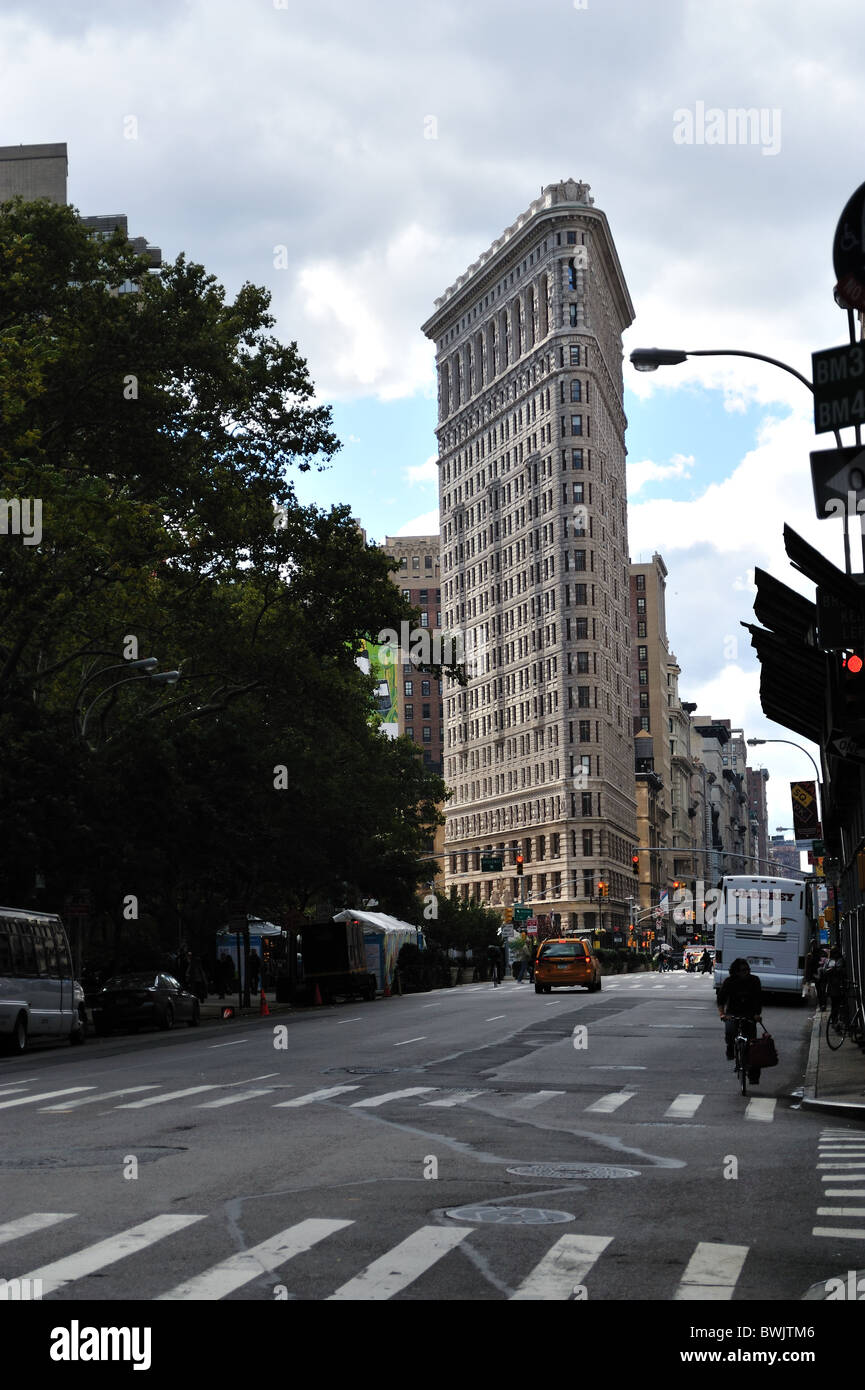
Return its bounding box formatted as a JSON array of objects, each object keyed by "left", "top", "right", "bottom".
[
  {"left": 0, "top": 907, "right": 85, "bottom": 1053},
  {"left": 712, "top": 876, "right": 814, "bottom": 997}
]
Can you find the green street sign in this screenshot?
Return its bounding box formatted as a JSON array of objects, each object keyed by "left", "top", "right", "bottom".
[
  {"left": 513, "top": 907, "right": 531, "bottom": 921},
  {"left": 481, "top": 856, "right": 503, "bottom": 872}
]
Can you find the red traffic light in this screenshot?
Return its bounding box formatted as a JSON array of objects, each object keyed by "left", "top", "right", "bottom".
[
  {"left": 844, "top": 653, "right": 864, "bottom": 674},
  {"left": 631, "top": 854, "right": 639, "bottom": 873}
]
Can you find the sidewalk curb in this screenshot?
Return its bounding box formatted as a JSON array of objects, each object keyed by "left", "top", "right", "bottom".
[{"left": 799, "top": 1004, "right": 865, "bottom": 1117}]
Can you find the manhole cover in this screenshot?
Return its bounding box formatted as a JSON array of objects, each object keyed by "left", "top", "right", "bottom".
[
  {"left": 446, "top": 1205, "right": 575, "bottom": 1225},
  {"left": 507, "top": 1163, "right": 640, "bottom": 1180}
]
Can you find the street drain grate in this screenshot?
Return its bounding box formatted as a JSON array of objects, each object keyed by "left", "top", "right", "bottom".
[
  {"left": 506, "top": 1163, "right": 640, "bottom": 1180},
  {"left": 445, "top": 1205, "right": 574, "bottom": 1225}
]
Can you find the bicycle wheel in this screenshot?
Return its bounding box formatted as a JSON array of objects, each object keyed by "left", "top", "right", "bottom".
[
  {"left": 826, "top": 1012, "right": 847, "bottom": 1050},
  {"left": 735, "top": 1038, "right": 748, "bottom": 1095}
]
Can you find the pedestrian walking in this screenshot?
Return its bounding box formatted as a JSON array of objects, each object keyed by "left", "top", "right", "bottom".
[
  {"left": 487, "top": 940, "right": 501, "bottom": 987},
  {"left": 248, "top": 949, "right": 261, "bottom": 995}
]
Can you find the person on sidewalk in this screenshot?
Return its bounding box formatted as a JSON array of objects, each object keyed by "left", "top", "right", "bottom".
[
  {"left": 247, "top": 949, "right": 261, "bottom": 995},
  {"left": 717, "top": 957, "right": 764, "bottom": 1084}
]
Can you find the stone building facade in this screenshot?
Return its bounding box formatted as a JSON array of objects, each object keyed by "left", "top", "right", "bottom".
[{"left": 422, "top": 180, "right": 637, "bottom": 932}]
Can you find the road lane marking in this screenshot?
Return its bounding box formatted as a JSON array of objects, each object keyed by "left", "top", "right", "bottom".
[
  {"left": 486, "top": 1016, "right": 506, "bottom": 1022},
  {"left": 0, "top": 1087, "right": 95, "bottom": 1110},
  {"left": 337, "top": 1018, "right": 363, "bottom": 1025},
  {"left": 585, "top": 1091, "right": 636, "bottom": 1114},
  {"left": 745, "top": 1099, "right": 776, "bottom": 1122},
  {"left": 197, "top": 1089, "right": 276, "bottom": 1108},
  {"left": 818, "top": 1162, "right": 865, "bottom": 1169},
  {"left": 327, "top": 1226, "right": 472, "bottom": 1300},
  {"left": 0, "top": 1213, "right": 75, "bottom": 1246},
  {"left": 812, "top": 1227, "right": 865, "bottom": 1240},
  {"left": 158, "top": 1219, "right": 352, "bottom": 1300},
  {"left": 18, "top": 1215, "right": 205, "bottom": 1295},
  {"left": 510, "top": 1091, "right": 565, "bottom": 1109},
  {"left": 394, "top": 1037, "right": 427, "bottom": 1046},
  {"left": 665, "top": 1094, "right": 704, "bottom": 1119},
  {"left": 115, "top": 1086, "right": 220, "bottom": 1109},
  {"left": 510, "top": 1234, "right": 613, "bottom": 1300},
  {"left": 41, "top": 1086, "right": 160, "bottom": 1111},
  {"left": 673, "top": 1242, "right": 748, "bottom": 1300},
  {"left": 350, "top": 1088, "right": 437, "bottom": 1108},
  {"left": 816, "top": 1208, "right": 865, "bottom": 1217},
  {"left": 209, "top": 1040, "right": 248, "bottom": 1048},
  {"left": 274, "top": 1085, "right": 361, "bottom": 1108}
]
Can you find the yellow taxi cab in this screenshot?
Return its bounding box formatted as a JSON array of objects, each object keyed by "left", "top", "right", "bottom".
[{"left": 534, "top": 937, "right": 602, "bottom": 994}]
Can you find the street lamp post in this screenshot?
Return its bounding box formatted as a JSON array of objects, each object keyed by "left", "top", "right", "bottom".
[{"left": 746, "top": 736, "right": 824, "bottom": 830}]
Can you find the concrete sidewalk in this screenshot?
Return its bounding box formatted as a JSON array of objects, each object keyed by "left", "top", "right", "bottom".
[{"left": 800, "top": 999, "right": 865, "bottom": 1117}]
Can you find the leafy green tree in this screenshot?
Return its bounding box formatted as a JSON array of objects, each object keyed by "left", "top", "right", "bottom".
[{"left": 0, "top": 198, "right": 446, "bottom": 960}]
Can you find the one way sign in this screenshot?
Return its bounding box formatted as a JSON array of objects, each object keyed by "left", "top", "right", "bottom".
[{"left": 811, "top": 445, "right": 865, "bottom": 519}]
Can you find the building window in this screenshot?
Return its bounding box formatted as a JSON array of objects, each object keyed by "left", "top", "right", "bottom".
[
  {"left": 425, "top": 555, "right": 433, "bottom": 570},
  {"left": 404, "top": 681, "right": 413, "bottom": 696},
  {"left": 422, "top": 704, "right": 431, "bottom": 718},
  {"left": 575, "top": 583, "right": 587, "bottom": 605},
  {"left": 421, "top": 680, "right": 431, "bottom": 696},
  {"left": 576, "top": 652, "right": 589, "bottom": 674},
  {"left": 573, "top": 482, "right": 584, "bottom": 504},
  {"left": 569, "top": 346, "right": 581, "bottom": 366},
  {"left": 412, "top": 556, "right": 420, "bottom": 570},
  {"left": 639, "top": 692, "right": 649, "bottom": 709},
  {"left": 423, "top": 727, "right": 432, "bottom": 742},
  {"left": 583, "top": 870, "right": 594, "bottom": 898},
  {"left": 570, "top": 380, "right": 582, "bottom": 403},
  {"left": 637, "top": 620, "right": 647, "bottom": 638},
  {"left": 571, "top": 415, "right": 582, "bottom": 435},
  {"left": 401, "top": 588, "right": 411, "bottom": 601},
  {"left": 574, "top": 551, "right": 586, "bottom": 571},
  {"left": 578, "top": 686, "right": 590, "bottom": 707},
  {"left": 637, "top": 597, "right": 646, "bottom": 614},
  {"left": 638, "top": 646, "right": 647, "bottom": 661},
  {"left": 406, "top": 727, "right": 414, "bottom": 739},
  {"left": 400, "top": 557, "right": 407, "bottom": 571},
  {"left": 638, "top": 670, "right": 648, "bottom": 685},
  {"left": 575, "top": 617, "right": 588, "bottom": 639},
  {"left": 579, "top": 719, "right": 591, "bottom": 741},
  {"left": 405, "top": 704, "right": 414, "bottom": 718},
  {"left": 635, "top": 574, "right": 645, "bottom": 590},
  {"left": 640, "top": 715, "right": 650, "bottom": 731},
  {"left": 569, "top": 304, "right": 578, "bottom": 326},
  {"left": 421, "top": 612, "right": 429, "bottom": 627},
  {"left": 582, "top": 829, "right": 593, "bottom": 856},
  {"left": 572, "top": 448, "right": 583, "bottom": 469},
  {"left": 581, "top": 754, "right": 591, "bottom": 777},
  {"left": 567, "top": 231, "right": 577, "bottom": 244},
  {"left": 581, "top": 792, "right": 592, "bottom": 815}
]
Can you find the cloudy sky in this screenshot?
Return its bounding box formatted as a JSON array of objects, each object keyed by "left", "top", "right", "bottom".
[{"left": 3, "top": 0, "right": 862, "bottom": 840}]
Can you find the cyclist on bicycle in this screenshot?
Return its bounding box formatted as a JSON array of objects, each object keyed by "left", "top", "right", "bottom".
[
  {"left": 717, "top": 957, "right": 764, "bottom": 1085},
  {"left": 487, "top": 940, "right": 502, "bottom": 987}
]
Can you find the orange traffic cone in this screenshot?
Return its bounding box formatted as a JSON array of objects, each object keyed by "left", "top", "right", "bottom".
[
  {"left": 314, "top": 983, "right": 323, "bottom": 1006},
  {"left": 259, "top": 990, "right": 270, "bottom": 1017}
]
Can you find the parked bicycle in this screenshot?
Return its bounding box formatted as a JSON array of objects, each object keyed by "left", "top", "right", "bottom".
[{"left": 825, "top": 996, "right": 865, "bottom": 1051}]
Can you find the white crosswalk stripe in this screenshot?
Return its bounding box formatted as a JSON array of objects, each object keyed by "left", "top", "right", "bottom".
[
  {"left": 422, "top": 1091, "right": 485, "bottom": 1108},
  {"left": 273, "top": 1085, "right": 361, "bottom": 1107},
  {"left": 1, "top": 1211, "right": 759, "bottom": 1301},
  {"left": 0, "top": 1086, "right": 95, "bottom": 1110},
  {"left": 17, "top": 1215, "right": 206, "bottom": 1296},
  {"left": 664, "top": 1094, "right": 704, "bottom": 1119},
  {"left": 158, "top": 1219, "right": 352, "bottom": 1299},
  {"left": 584, "top": 1090, "right": 636, "bottom": 1114},
  {"left": 350, "top": 1087, "right": 437, "bottom": 1108},
  {"left": 510, "top": 1234, "right": 612, "bottom": 1300},
  {"left": 327, "top": 1225, "right": 472, "bottom": 1300},
  {"left": 115, "top": 1086, "right": 219, "bottom": 1109},
  {"left": 41, "top": 1086, "right": 160, "bottom": 1111},
  {"left": 673, "top": 1242, "right": 749, "bottom": 1300},
  {"left": 197, "top": 1089, "right": 275, "bottom": 1108},
  {"left": 744, "top": 1098, "right": 776, "bottom": 1123}
]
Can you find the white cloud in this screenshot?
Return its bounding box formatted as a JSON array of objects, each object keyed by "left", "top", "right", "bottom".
[
  {"left": 395, "top": 508, "right": 439, "bottom": 536},
  {"left": 405, "top": 455, "right": 439, "bottom": 487},
  {"left": 627, "top": 453, "right": 694, "bottom": 494}
]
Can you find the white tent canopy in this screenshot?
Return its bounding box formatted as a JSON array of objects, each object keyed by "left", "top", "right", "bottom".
[{"left": 332, "top": 910, "right": 424, "bottom": 990}]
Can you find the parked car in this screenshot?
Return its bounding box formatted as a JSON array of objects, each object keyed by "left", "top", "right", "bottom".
[
  {"left": 534, "top": 938, "right": 602, "bottom": 994},
  {"left": 92, "top": 973, "right": 200, "bottom": 1034}
]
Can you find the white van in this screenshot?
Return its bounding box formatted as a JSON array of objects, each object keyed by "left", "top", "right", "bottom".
[{"left": 0, "top": 907, "right": 85, "bottom": 1052}]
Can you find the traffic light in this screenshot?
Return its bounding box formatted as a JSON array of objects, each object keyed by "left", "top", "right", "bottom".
[
  {"left": 504, "top": 906, "right": 514, "bottom": 923},
  {"left": 672, "top": 880, "right": 682, "bottom": 890},
  {"left": 515, "top": 853, "right": 524, "bottom": 876},
  {"left": 631, "top": 853, "right": 639, "bottom": 875},
  {"left": 597, "top": 880, "right": 608, "bottom": 897},
  {"left": 836, "top": 650, "right": 865, "bottom": 732}
]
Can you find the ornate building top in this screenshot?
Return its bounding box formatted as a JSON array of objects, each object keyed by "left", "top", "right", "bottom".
[{"left": 432, "top": 179, "right": 595, "bottom": 312}]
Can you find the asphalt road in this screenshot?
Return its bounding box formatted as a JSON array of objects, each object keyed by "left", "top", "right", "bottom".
[{"left": 2, "top": 970, "right": 863, "bottom": 1310}]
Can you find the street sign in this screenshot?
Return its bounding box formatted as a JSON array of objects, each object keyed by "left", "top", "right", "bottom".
[
  {"left": 481, "top": 855, "right": 503, "bottom": 872},
  {"left": 833, "top": 180, "right": 865, "bottom": 311},
  {"left": 791, "top": 781, "right": 820, "bottom": 840},
  {"left": 513, "top": 907, "right": 531, "bottom": 922},
  {"left": 811, "top": 446, "right": 865, "bottom": 519},
  {"left": 812, "top": 346, "right": 865, "bottom": 434},
  {"left": 828, "top": 729, "right": 865, "bottom": 764},
  {"left": 817, "top": 579, "right": 865, "bottom": 648}
]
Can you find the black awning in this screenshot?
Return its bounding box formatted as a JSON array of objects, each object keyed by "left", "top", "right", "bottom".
[
  {"left": 741, "top": 622, "right": 828, "bottom": 744},
  {"left": 752, "top": 566, "right": 817, "bottom": 644}
]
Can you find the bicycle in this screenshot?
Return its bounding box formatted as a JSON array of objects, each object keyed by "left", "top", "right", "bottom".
[
  {"left": 725, "top": 1015, "right": 756, "bottom": 1096},
  {"left": 825, "top": 996, "right": 865, "bottom": 1050}
]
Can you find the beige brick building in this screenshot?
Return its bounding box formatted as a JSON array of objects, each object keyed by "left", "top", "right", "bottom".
[{"left": 422, "top": 180, "right": 637, "bottom": 934}]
